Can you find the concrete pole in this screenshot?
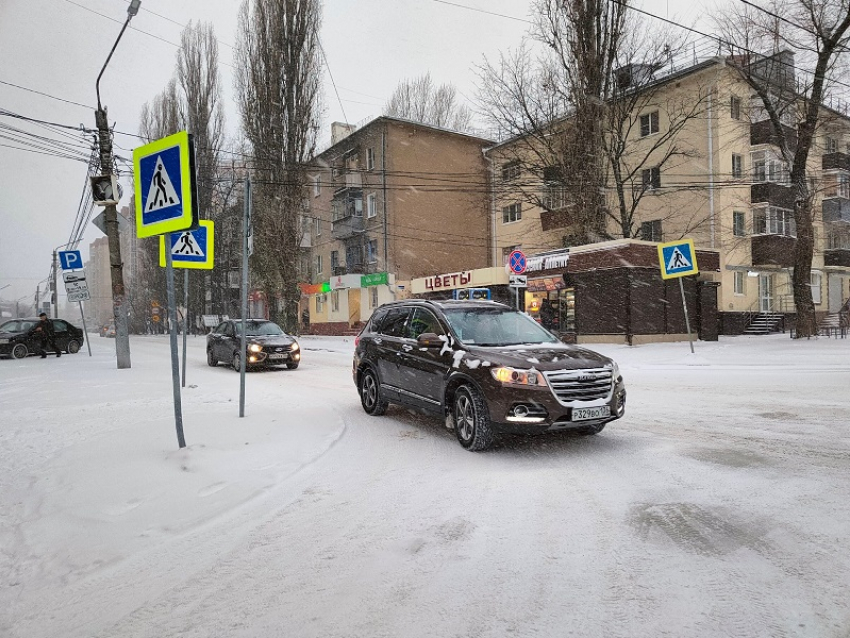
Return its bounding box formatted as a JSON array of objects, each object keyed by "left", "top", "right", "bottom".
[
  {"left": 95, "top": 107, "right": 131, "bottom": 369},
  {"left": 52, "top": 250, "right": 58, "bottom": 318}
]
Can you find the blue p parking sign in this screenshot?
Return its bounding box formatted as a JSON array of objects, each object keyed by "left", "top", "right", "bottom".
[{"left": 59, "top": 250, "right": 83, "bottom": 270}]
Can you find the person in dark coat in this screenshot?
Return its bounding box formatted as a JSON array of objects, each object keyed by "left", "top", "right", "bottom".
[
  {"left": 540, "top": 299, "right": 555, "bottom": 330},
  {"left": 33, "top": 313, "right": 60, "bottom": 358}
]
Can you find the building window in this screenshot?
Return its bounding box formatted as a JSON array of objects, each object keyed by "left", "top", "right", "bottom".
[
  {"left": 824, "top": 173, "right": 850, "bottom": 199},
  {"left": 753, "top": 206, "right": 796, "bottom": 237},
  {"left": 315, "top": 254, "right": 323, "bottom": 275},
  {"left": 366, "top": 147, "right": 375, "bottom": 171},
  {"left": 330, "top": 250, "right": 339, "bottom": 271},
  {"left": 640, "top": 219, "right": 662, "bottom": 242},
  {"left": 501, "top": 161, "right": 520, "bottom": 181},
  {"left": 640, "top": 111, "right": 659, "bottom": 137},
  {"left": 502, "top": 202, "right": 521, "bottom": 224},
  {"left": 734, "top": 271, "right": 745, "bottom": 295},
  {"left": 367, "top": 193, "right": 377, "bottom": 218},
  {"left": 502, "top": 245, "right": 520, "bottom": 265},
  {"left": 825, "top": 137, "right": 838, "bottom": 154},
  {"left": 732, "top": 154, "right": 743, "bottom": 178},
  {"left": 367, "top": 239, "right": 378, "bottom": 263},
  {"left": 316, "top": 294, "right": 325, "bottom": 313},
  {"left": 641, "top": 166, "right": 661, "bottom": 191},
  {"left": 541, "top": 165, "right": 566, "bottom": 210},
  {"left": 313, "top": 175, "right": 321, "bottom": 197},
  {"left": 370, "top": 287, "right": 378, "bottom": 308},
  {"left": 315, "top": 217, "right": 321, "bottom": 236},
  {"left": 810, "top": 272, "right": 822, "bottom": 305},
  {"left": 733, "top": 211, "right": 746, "bottom": 237},
  {"left": 331, "top": 290, "right": 340, "bottom": 312},
  {"left": 731, "top": 95, "right": 742, "bottom": 120},
  {"left": 751, "top": 150, "right": 788, "bottom": 184}
]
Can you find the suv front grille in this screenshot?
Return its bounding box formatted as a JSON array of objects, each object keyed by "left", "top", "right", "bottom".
[{"left": 544, "top": 368, "right": 613, "bottom": 403}]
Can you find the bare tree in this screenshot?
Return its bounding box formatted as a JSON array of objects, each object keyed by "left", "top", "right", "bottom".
[
  {"left": 235, "top": 0, "right": 323, "bottom": 332},
  {"left": 717, "top": 0, "right": 850, "bottom": 337},
  {"left": 384, "top": 73, "right": 474, "bottom": 132}
]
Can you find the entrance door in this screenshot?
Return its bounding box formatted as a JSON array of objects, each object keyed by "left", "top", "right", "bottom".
[{"left": 759, "top": 274, "right": 774, "bottom": 312}]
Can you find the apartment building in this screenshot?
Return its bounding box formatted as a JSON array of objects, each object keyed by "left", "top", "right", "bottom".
[
  {"left": 486, "top": 52, "right": 850, "bottom": 339},
  {"left": 301, "top": 117, "right": 494, "bottom": 333}
]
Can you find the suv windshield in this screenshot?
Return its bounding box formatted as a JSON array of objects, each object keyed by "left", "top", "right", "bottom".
[
  {"left": 0, "top": 320, "right": 36, "bottom": 333},
  {"left": 442, "top": 307, "right": 560, "bottom": 346},
  {"left": 235, "top": 321, "right": 284, "bottom": 336}
]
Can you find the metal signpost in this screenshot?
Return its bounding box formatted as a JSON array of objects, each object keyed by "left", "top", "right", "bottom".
[
  {"left": 508, "top": 249, "right": 527, "bottom": 310},
  {"left": 159, "top": 220, "right": 215, "bottom": 388},
  {"left": 240, "top": 176, "right": 252, "bottom": 418},
  {"left": 58, "top": 255, "right": 93, "bottom": 357},
  {"left": 134, "top": 130, "right": 199, "bottom": 449},
  {"left": 657, "top": 239, "right": 700, "bottom": 354}
]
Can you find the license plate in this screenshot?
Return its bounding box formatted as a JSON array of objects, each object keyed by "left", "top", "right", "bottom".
[
  {"left": 571, "top": 406, "right": 611, "bottom": 421},
  {"left": 0, "top": 339, "right": 8, "bottom": 344},
  {"left": 267, "top": 353, "right": 288, "bottom": 360}
]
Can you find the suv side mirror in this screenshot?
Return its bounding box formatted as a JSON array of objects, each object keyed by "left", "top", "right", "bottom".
[{"left": 417, "top": 332, "right": 444, "bottom": 348}]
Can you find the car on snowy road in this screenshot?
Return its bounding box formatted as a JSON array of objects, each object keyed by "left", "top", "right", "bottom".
[
  {"left": 206, "top": 319, "right": 301, "bottom": 371},
  {"left": 353, "top": 299, "right": 626, "bottom": 451},
  {"left": 0, "top": 318, "right": 85, "bottom": 359}
]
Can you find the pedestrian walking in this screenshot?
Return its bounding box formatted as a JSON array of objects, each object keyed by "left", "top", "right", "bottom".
[
  {"left": 540, "top": 299, "right": 555, "bottom": 330},
  {"left": 34, "top": 313, "right": 61, "bottom": 358}
]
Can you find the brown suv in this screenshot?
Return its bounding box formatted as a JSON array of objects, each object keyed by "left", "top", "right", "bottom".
[{"left": 353, "top": 299, "right": 626, "bottom": 451}]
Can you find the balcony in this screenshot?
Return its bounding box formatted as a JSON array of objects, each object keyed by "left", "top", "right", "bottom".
[
  {"left": 751, "top": 182, "right": 795, "bottom": 209},
  {"left": 750, "top": 120, "right": 797, "bottom": 150},
  {"left": 822, "top": 152, "right": 850, "bottom": 172},
  {"left": 331, "top": 190, "right": 364, "bottom": 240},
  {"left": 751, "top": 234, "right": 796, "bottom": 267},
  {"left": 823, "top": 197, "right": 850, "bottom": 224},
  {"left": 333, "top": 170, "right": 362, "bottom": 192}
]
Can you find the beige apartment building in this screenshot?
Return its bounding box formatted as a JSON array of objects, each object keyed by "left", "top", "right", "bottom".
[
  {"left": 486, "top": 52, "right": 850, "bottom": 337},
  {"left": 301, "top": 117, "right": 494, "bottom": 333}
]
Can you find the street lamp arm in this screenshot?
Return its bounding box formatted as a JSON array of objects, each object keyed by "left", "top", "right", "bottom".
[{"left": 95, "top": 15, "right": 133, "bottom": 111}]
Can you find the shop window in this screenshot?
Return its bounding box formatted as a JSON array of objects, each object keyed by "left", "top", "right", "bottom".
[{"left": 331, "top": 290, "right": 340, "bottom": 312}]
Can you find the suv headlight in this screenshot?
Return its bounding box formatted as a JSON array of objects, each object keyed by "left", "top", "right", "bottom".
[
  {"left": 608, "top": 361, "right": 622, "bottom": 382},
  {"left": 248, "top": 343, "right": 263, "bottom": 353},
  {"left": 490, "top": 367, "right": 547, "bottom": 387},
  {"left": 290, "top": 341, "right": 300, "bottom": 351}
]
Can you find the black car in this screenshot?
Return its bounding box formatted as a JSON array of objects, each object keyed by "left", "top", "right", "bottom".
[
  {"left": 206, "top": 319, "right": 301, "bottom": 370},
  {"left": 0, "top": 318, "right": 85, "bottom": 359},
  {"left": 353, "top": 299, "right": 626, "bottom": 451}
]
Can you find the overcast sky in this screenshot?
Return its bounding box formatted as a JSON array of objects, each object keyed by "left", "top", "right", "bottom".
[{"left": 0, "top": 0, "right": 704, "bottom": 305}]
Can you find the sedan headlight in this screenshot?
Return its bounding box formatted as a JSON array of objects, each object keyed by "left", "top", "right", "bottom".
[
  {"left": 290, "top": 341, "right": 300, "bottom": 351},
  {"left": 248, "top": 343, "right": 263, "bottom": 353},
  {"left": 490, "top": 366, "right": 547, "bottom": 387}
]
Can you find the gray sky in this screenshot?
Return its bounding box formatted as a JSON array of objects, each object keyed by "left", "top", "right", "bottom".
[{"left": 0, "top": 0, "right": 700, "bottom": 306}]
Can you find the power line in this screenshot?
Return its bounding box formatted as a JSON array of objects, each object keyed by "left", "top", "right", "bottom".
[
  {"left": 0, "top": 79, "right": 94, "bottom": 109},
  {"left": 428, "top": 0, "right": 531, "bottom": 23}
]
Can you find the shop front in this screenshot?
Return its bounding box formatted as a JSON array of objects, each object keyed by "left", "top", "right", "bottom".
[
  {"left": 299, "top": 272, "right": 396, "bottom": 335},
  {"left": 410, "top": 267, "right": 511, "bottom": 303}
]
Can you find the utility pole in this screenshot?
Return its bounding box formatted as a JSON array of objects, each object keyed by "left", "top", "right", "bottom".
[
  {"left": 92, "top": 0, "right": 140, "bottom": 369},
  {"left": 51, "top": 249, "right": 58, "bottom": 318}
]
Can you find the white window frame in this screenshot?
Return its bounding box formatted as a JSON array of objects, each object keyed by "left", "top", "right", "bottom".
[
  {"left": 810, "top": 272, "right": 822, "bottom": 305},
  {"left": 730, "top": 95, "right": 742, "bottom": 120},
  {"left": 315, "top": 254, "right": 323, "bottom": 275},
  {"left": 733, "top": 210, "right": 746, "bottom": 237},
  {"left": 331, "top": 290, "right": 340, "bottom": 312},
  {"left": 641, "top": 166, "right": 661, "bottom": 191},
  {"left": 751, "top": 149, "right": 788, "bottom": 184},
  {"left": 315, "top": 217, "right": 321, "bottom": 236},
  {"left": 826, "top": 137, "right": 838, "bottom": 154},
  {"left": 732, "top": 154, "right": 743, "bottom": 179},
  {"left": 734, "top": 271, "right": 745, "bottom": 295},
  {"left": 752, "top": 206, "right": 796, "bottom": 237},
  {"left": 313, "top": 175, "right": 321, "bottom": 197},
  {"left": 640, "top": 111, "right": 659, "bottom": 137},
  {"left": 366, "top": 148, "right": 375, "bottom": 171},
  {"left": 367, "top": 239, "right": 378, "bottom": 264},
  {"left": 367, "top": 193, "right": 377, "bottom": 218},
  {"left": 501, "top": 161, "right": 520, "bottom": 181},
  {"left": 502, "top": 203, "right": 521, "bottom": 224},
  {"left": 316, "top": 294, "right": 325, "bottom": 313}
]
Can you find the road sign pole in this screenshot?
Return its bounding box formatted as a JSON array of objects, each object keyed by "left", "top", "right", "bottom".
[
  {"left": 78, "top": 302, "right": 92, "bottom": 357},
  {"left": 182, "top": 269, "right": 188, "bottom": 388},
  {"left": 165, "top": 234, "right": 186, "bottom": 448},
  {"left": 679, "top": 277, "right": 695, "bottom": 354},
  {"left": 239, "top": 176, "right": 250, "bottom": 418}
]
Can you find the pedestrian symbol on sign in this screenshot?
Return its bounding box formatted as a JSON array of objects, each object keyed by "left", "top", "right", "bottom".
[
  {"left": 173, "top": 232, "right": 203, "bottom": 256},
  {"left": 145, "top": 157, "right": 180, "bottom": 212},
  {"left": 667, "top": 247, "right": 691, "bottom": 272}
]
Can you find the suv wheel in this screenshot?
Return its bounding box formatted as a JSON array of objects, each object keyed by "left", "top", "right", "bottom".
[
  {"left": 454, "top": 385, "right": 494, "bottom": 451},
  {"left": 11, "top": 343, "right": 28, "bottom": 360},
  {"left": 359, "top": 368, "right": 387, "bottom": 416},
  {"left": 67, "top": 340, "right": 81, "bottom": 354}
]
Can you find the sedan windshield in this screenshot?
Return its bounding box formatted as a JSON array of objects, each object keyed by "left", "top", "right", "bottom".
[
  {"left": 442, "top": 308, "right": 560, "bottom": 346},
  {"left": 0, "top": 320, "right": 36, "bottom": 333},
  {"left": 235, "top": 321, "right": 285, "bottom": 337}
]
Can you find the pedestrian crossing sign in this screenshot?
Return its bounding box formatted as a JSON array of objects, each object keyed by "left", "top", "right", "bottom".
[
  {"left": 159, "top": 220, "right": 215, "bottom": 270},
  {"left": 133, "top": 130, "right": 198, "bottom": 238},
  {"left": 657, "top": 239, "right": 699, "bottom": 280}
]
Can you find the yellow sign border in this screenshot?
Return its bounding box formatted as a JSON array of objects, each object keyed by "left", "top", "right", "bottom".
[
  {"left": 133, "top": 130, "right": 194, "bottom": 238},
  {"left": 159, "top": 220, "right": 215, "bottom": 270},
  {"left": 657, "top": 239, "right": 699, "bottom": 280}
]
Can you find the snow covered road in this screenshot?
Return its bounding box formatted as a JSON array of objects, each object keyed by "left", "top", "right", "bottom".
[{"left": 1, "top": 333, "right": 849, "bottom": 637}]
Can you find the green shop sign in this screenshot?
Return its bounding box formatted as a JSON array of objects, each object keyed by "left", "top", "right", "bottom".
[{"left": 361, "top": 272, "right": 388, "bottom": 287}]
